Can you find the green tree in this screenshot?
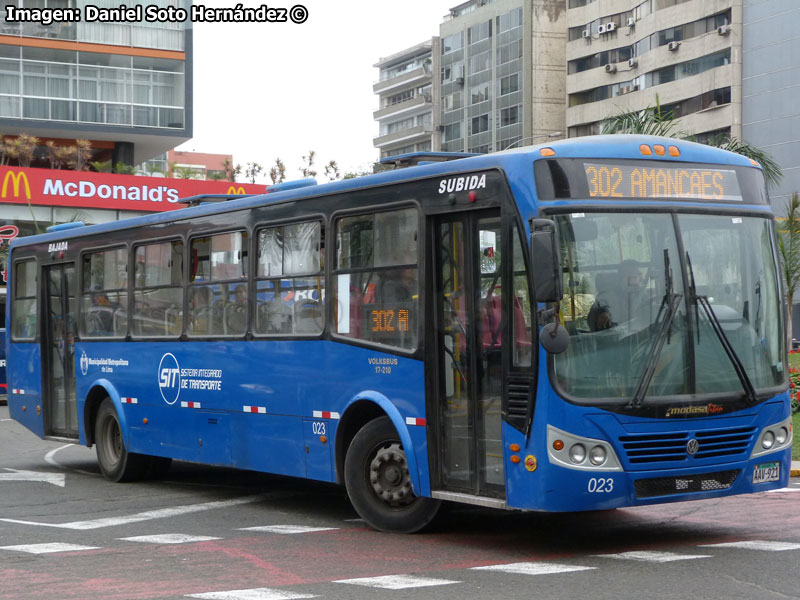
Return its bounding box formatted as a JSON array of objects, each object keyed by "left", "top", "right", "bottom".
[
  {"left": 245, "top": 162, "right": 263, "bottom": 184},
  {"left": 323, "top": 160, "right": 340, "bottom": 181},
  {"left": 299, "top": 150, "right": 317, "bottom": 178},
  {"left": 778, "top": 193, "right": 800, "bottom": 347},
  {"left": 269, "top": 158, "right": 286, "bottom": 184},
  {"left": 222, "top": 158, "right": 241, "bottom": 183},
  {"left": 602, "top": 98, "right": 783, "bottom": 189}
]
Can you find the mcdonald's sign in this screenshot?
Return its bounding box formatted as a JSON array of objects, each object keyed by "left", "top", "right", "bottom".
[
  {"left": 1, "top": 170, "right": 31, "bottom": 200},
  {"left": 0, "top": 165, "right": 265, "bottom": 212}
]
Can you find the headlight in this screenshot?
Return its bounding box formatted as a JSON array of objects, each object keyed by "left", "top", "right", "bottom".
[
  {"left": 589, "top": 445, "right": 607, "bottom": 466},
  {"left": 775, "top": 427, "right": 788, "bottom": 445},
  {"left": 762, "top": 430, "right": 775, "bottom": 449},
  {"left": 569, "top": 444, "right": 586, "bottom": 464}
]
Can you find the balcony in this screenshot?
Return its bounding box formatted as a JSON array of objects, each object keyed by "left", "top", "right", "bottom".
[
  {"left": 373, "top": 124, "right": 432, "bottom": 148},
  {"left": 373, "top": 66, "right": 431, "bottom": 94},
  {"left": 373, "top": 95, "right": 432, "bottom": 121}
]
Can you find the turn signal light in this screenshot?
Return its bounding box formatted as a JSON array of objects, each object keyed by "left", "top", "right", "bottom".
[
  {"left": 553, "top": 439, "right": 564, "bottom": 451},
  {"left": 509, "top": 443, "right": 521, "bottom": 452},
  {"left": 510, "top": 455, "right": 521, "bottom": 464}
]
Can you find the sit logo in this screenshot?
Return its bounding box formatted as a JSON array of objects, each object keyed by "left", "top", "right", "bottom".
[{"left": 158, "top": 352, "right": 181, "bottom": 405}]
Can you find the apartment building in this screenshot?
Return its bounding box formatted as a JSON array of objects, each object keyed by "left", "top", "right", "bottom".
[
  {"left": 439, "top": 0, "right": 566, "bottom": 153},
  {"left": 566, "top": 0, "right": 740, "bottom": 141},
  {"left": 1, "top": 0, "right": 192, "bottom": 167},
  {"left": 373, "top": 40, "right": 439, "bottom": 159}
]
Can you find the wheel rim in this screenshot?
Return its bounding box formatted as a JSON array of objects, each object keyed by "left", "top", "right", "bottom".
[
  {"left": 100, "top": 414, "right": 122, "bottom": 468},
  {"left": 368, "top": 441, "right": 415, "bottom": 507}
]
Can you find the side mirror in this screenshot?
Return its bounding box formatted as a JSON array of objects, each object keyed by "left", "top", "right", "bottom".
[{"left": 530, "top": 219, "right": 563, "bottom": 303}]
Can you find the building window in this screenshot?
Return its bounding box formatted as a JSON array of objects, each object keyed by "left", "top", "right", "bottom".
[
  {"left": 499, "top": 105, "right": 520, "bottom": 127},
  {"left": 442, "top": 32, "right": 463, "bottom": 54},
  {"left": 499, "top": 73, "right": 519, "bottom": 96},
  {"left": 470, "top": 82, "right": 490, "bottom": 105},
  {"left": 468, "top": 20, "right": 491, "bottom": 44},
  {"left": 444, "top": 122, "right": 462, "bottom": 142},
  {"left": 497, "top": 40, "right": 522, "bottom": 66},
  {"left": 443, "top": 92, "right": 462, "bottom": 112},
  {"left": 470, "top": 114, "right": 489, "bottom": 135},
  {"left": 498, "top": 8, "right": 522, "bottom": 33},
  {"left": 469, "top": 51, "right": 491, "bottom": 75}
]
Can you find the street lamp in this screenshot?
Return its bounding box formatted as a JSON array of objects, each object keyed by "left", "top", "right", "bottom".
[{"left": 503, "top": 131, "right": 564, "bottom": 151}]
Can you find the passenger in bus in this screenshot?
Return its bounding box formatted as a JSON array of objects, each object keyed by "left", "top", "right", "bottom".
[
  {"left": 85, "top": 287, "right": 115, "bottom": 336},
  {"left": 226, "top": 284, "right": 247, "bottom": 334},
  {"left": 190, "top": 286, "right": 215, "bottom": 334},
  {"left": 588, "top": 261, "right": 647, "bottom": 331}
]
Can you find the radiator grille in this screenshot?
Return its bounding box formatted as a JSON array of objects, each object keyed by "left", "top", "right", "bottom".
[{"left": 619, "top": 427, "right": 757, "bottom": 465}]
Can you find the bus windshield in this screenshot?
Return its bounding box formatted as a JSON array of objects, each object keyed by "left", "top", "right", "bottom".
[{"left": 553, "top": 212, "right": 784, "bottom": 404}]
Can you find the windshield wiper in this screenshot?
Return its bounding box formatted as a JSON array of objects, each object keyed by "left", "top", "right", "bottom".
[
  {"left": 686, "top": 252, "right": 758, "bottom": 406},
  {"left": 629, "top": 249, "right": 683, "bottom": 409}
]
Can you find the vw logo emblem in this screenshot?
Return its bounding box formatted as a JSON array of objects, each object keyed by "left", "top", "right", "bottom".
[{"left": 686, "top": 439, "right": 699, "bottom": 455}]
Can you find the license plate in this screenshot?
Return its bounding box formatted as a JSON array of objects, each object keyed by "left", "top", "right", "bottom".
[{"left": 752, "top": 462, "right": 780, "bottom": 484}]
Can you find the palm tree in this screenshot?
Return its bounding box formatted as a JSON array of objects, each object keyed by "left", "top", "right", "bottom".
[
  {"left": 778, "top": 193, "right": 800, "bottom": 348},
  {"left": 601, "top": 98, "right": 783, "bottom": 189}
]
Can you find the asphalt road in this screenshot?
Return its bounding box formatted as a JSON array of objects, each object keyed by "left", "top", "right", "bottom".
[{"left": 1, "top": 404, "right": 799, "bottom": 600}]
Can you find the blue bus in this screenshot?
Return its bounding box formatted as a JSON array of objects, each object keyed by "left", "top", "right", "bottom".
[{"left": 6, "top": 135, "right": 792, "bottom": 532}]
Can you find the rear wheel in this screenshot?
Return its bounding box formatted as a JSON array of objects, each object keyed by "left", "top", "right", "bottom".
[
  {"left": 344, "top": 416, "right": 440, "bottom": 533},
  {"left": 94, "top": 398, "right": 148, "bottom": 482}
]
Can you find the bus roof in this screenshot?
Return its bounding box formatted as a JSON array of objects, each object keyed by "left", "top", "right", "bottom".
[{"left": 9, "top": 135, "right": 764, "bottom": 250}]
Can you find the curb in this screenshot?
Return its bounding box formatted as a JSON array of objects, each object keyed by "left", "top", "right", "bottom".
[{"left": 792, "top": 462, "right": 800, "bottom": 478}]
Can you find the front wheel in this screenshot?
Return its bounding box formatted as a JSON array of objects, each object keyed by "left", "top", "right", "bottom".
[
  {"left": 344, "top": 416, "right": 440, "bottom": 533},
  {"left": 94, "top": 398, "right": 148, "bottom": 482}
]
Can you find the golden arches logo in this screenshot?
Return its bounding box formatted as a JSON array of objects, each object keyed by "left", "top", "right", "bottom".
[
  {"left": 1, "top": 170, "right": 31, "bottom": 200},
  {"left": 226, "top": 186, "right": 246, "bottom": 195}
]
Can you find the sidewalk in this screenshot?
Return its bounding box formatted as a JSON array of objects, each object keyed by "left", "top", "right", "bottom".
[{"left": 792, "top": 461, "right": 800, "bottom": 477}]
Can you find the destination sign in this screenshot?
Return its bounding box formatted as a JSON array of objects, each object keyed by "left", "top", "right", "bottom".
[
  {"left": 583, "top": 163, "right": 743, "bottom": 202},
  {"left": 362, "top": 302, "right": 415, "bottom": 344},
  {"left": 534, "top": 158, "right": 767, "bottom": 204}
]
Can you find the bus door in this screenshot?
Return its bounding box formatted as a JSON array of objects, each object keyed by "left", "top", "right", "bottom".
[
  {"left": 431, "top": 209, "right": 506, "bottom": 499},
  {"left": 41, "top": 263, "right": 78, "bottom": 438}
]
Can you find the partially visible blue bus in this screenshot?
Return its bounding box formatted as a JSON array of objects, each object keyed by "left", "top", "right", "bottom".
[{"left": 6, "top": 135, "right": 792, "bottom": 532}]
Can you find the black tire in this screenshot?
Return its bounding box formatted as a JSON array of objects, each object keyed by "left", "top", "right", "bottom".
[
  {"left": 94, "top": 398, "right": 148, "bottom": 482},
  {"left": 344, "top": 416, "right": 440, "bottom": 533}
]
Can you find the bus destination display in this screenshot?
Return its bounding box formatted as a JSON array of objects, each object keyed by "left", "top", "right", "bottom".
[
  {"left": 584, "top": 162, "right": 743, "bottom": 202},
  {"left": 362, "top": 302, "right": 415, "bottom": 344}
]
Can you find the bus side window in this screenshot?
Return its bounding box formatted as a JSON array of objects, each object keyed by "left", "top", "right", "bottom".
[
  {"left": 132, "top": 240, "right": 183, "bottom": 338},
  {"left": 334, "top": 207, "right": 418, "bottom": 350},
  {"left": 80, "top": 248, "right": 128, "bottom": 338},
  {"left": 11, "top": 259, "right": 37, "bottom": 341},
  {"left": 255, "top": 221, "right": 324, "bottom": 336}
]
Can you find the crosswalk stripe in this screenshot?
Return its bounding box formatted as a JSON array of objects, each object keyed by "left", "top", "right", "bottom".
[
  {"left": 0, "top": 543, "right": 99, "bottom": 554},
  {"left": 120, "top": 534, "right": 220, "bottom": 544},
  {"left": 594, "top": 551, "right": 711, "bottom": 562},
  {"left": 334, "top": 574, "right": 459, "bottom": 589},
  {"left": 186, "top": 589, "right": 316, "bottom": 600},
  {"left": 766, "top": 487, "right": 800, "bottom": 493},
  {"left": 471, "top": 562, "right": 596, "bottom": 575},
  {"left": 239, "top": 525, "right": 338, "bottom": 535},
  {"left": 699, "top": 541, "right": 800, "bottom": 551}
]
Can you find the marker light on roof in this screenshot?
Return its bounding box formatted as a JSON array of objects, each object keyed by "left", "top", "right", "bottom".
[
  {"left": 669, "top": 145, "right": 681, "bottom": 157},
  {"left": 640, "top": 144, "right": 652, "bottom": 156},
  {"left": 654, "top": 144, "right": 666, "bottom": 156},
  {"left": 540, "top": 148, "right": 556, "bottom": 157}
]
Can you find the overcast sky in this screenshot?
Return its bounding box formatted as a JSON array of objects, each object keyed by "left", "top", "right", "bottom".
[{"left": 177, "top": 0, "right": 456, "bottom": 182}]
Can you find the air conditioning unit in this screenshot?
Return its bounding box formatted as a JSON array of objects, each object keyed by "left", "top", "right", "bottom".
[
  {"left": 628, "top": 58, "right": 638, "bottom": 68},
  {"left": 717, "top": 24, "right": 731, "bottom": 35},
  {"left": 582, "top": 28, "right": 591, "bottom": 38},
  {"left": 668, "top": 41, "right": 681, "bottom": 51},
  {"left": 598, "top": 24, "right": 607, "bottom": 34},
  {"left": 627, "top": 17, "right": 636, "bottom": 27},
  {"left": 605, "top": 22, "right": 617, "bottom": 32},
  {"left": 605, "top": 63, "right": 617, "bottom": 74}
]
